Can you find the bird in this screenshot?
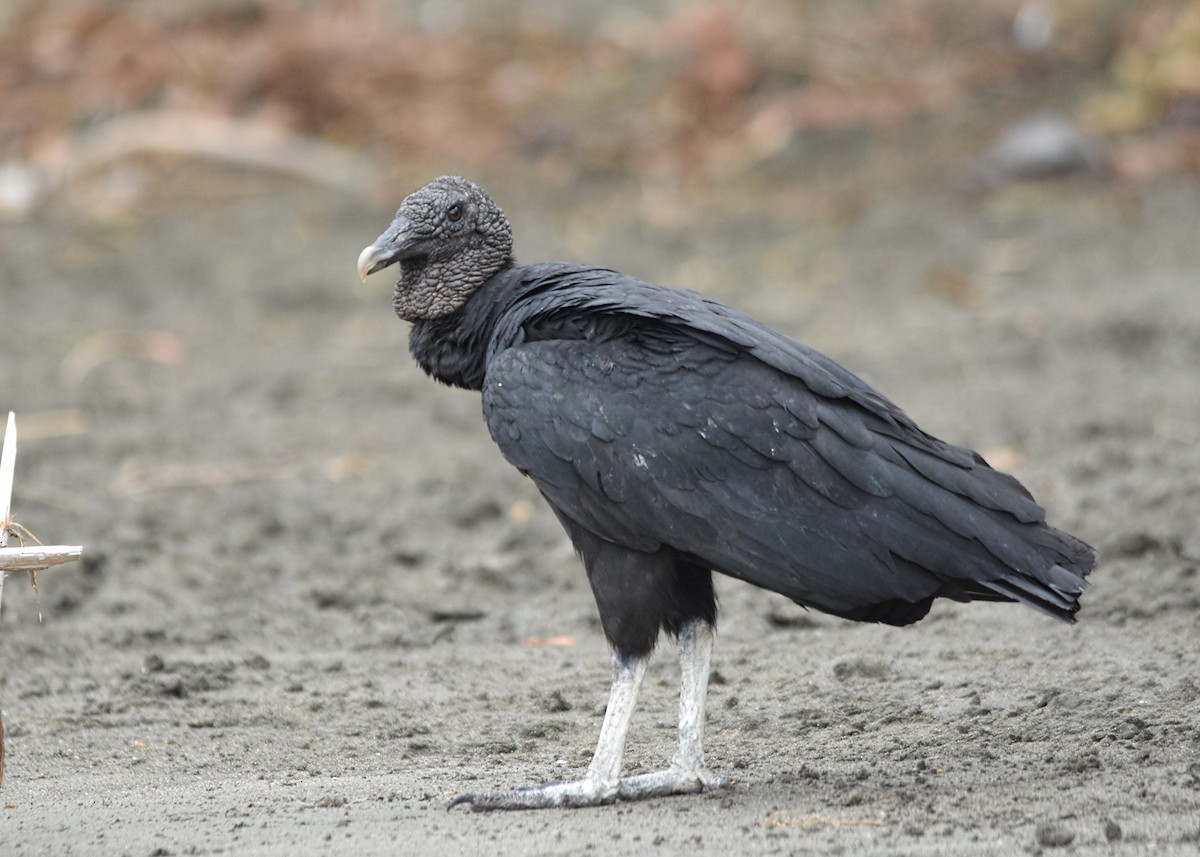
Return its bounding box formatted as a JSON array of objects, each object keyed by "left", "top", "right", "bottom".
[{"left": 357, "top": 175, "right": 1096, "bottom": 811}]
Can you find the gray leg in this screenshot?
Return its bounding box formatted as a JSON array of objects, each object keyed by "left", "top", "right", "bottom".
[
  {"left": 618, "top": 619, "right": 730, "bottom": 798},
  {"left": 450, "top": 654, "right": 648, "bottom": 811}
]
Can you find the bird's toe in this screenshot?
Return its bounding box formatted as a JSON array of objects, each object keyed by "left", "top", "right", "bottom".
[
  {"left": 699, "top": 770, "right": 732, "bottom": 790},
  {"left": 617, "top": 765, "right": 732, "bottom": 800},
  {"left": 447, "top": 777, "right": 618, "bottom": 811}
]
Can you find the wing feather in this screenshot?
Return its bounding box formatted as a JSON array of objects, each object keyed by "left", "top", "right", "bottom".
[{"left": 482, "top": 293, "right": 1090, "bottom": 623}]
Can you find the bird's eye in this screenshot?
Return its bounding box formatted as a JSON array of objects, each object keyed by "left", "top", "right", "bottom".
[{"left": 446, "top": 204, "right": 463, "bottom": 223}]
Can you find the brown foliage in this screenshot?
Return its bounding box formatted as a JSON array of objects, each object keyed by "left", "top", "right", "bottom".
[{"left": 0, "top": 0, "right": 1193, "bottom": 191}]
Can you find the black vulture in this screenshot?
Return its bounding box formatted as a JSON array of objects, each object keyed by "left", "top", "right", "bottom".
[{"left": 357, "top": 175, "right": 1095, "bottom": 811}]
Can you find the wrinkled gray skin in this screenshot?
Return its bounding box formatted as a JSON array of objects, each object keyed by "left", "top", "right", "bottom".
[{"left": 357, "top": 175, "right": 513, "bottom": 321}]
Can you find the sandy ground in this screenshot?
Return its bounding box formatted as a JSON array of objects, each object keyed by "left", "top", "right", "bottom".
[{"left": 2, "top": 152, "right": 1199, "bottom": 856}]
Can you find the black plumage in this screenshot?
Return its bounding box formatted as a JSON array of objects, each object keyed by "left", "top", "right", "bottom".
[{"left": 357, "top": 175, "right": 1096, "bottom": 810}]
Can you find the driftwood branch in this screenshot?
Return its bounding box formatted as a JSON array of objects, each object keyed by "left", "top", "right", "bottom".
[
  {"left": 0, "top": 545, "right": 84, "bottom": 573},
  {"left": 0, "top": 412, "right": 14, "bottom": 545},
  {"left": 0, "top": 411, "right": 86, "bottom": 788},
  {"left": 0, "top": 409, "right": 85, "bottom": 611}
]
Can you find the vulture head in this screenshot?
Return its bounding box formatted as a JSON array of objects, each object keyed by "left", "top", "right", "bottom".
[{"left": 358, "top": 175, "right": 513, "bottom": 321}]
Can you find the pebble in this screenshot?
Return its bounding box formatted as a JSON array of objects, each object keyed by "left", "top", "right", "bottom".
[{"left": 965, "top": 112, "right": 1106, "bottom": 190}]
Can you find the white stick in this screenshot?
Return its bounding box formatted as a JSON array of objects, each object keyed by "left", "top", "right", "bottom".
[
  {"left": 0, "top": 545, "right": 84, "bottom": 572},
  {"left": 0, "top": 413, "right": 85, "bottom": 788},
  {"left": 0, "top": 413, "right": 84, "bottom": 621},
  {"left": 0, "top": 412, "right": 16, "bottom": 548}
]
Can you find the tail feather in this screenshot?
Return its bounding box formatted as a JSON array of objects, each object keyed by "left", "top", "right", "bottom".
[{"left": 984, "top": 525, "right": 1096, "bottom": 623}]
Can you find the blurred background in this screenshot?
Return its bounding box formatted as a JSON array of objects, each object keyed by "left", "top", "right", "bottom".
[
  {"left": 3, "top": 0, "right": 1200, "bottom": 358},
  {"left": 1, "top": 0, "right": 1198, "bottom": 225}
]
